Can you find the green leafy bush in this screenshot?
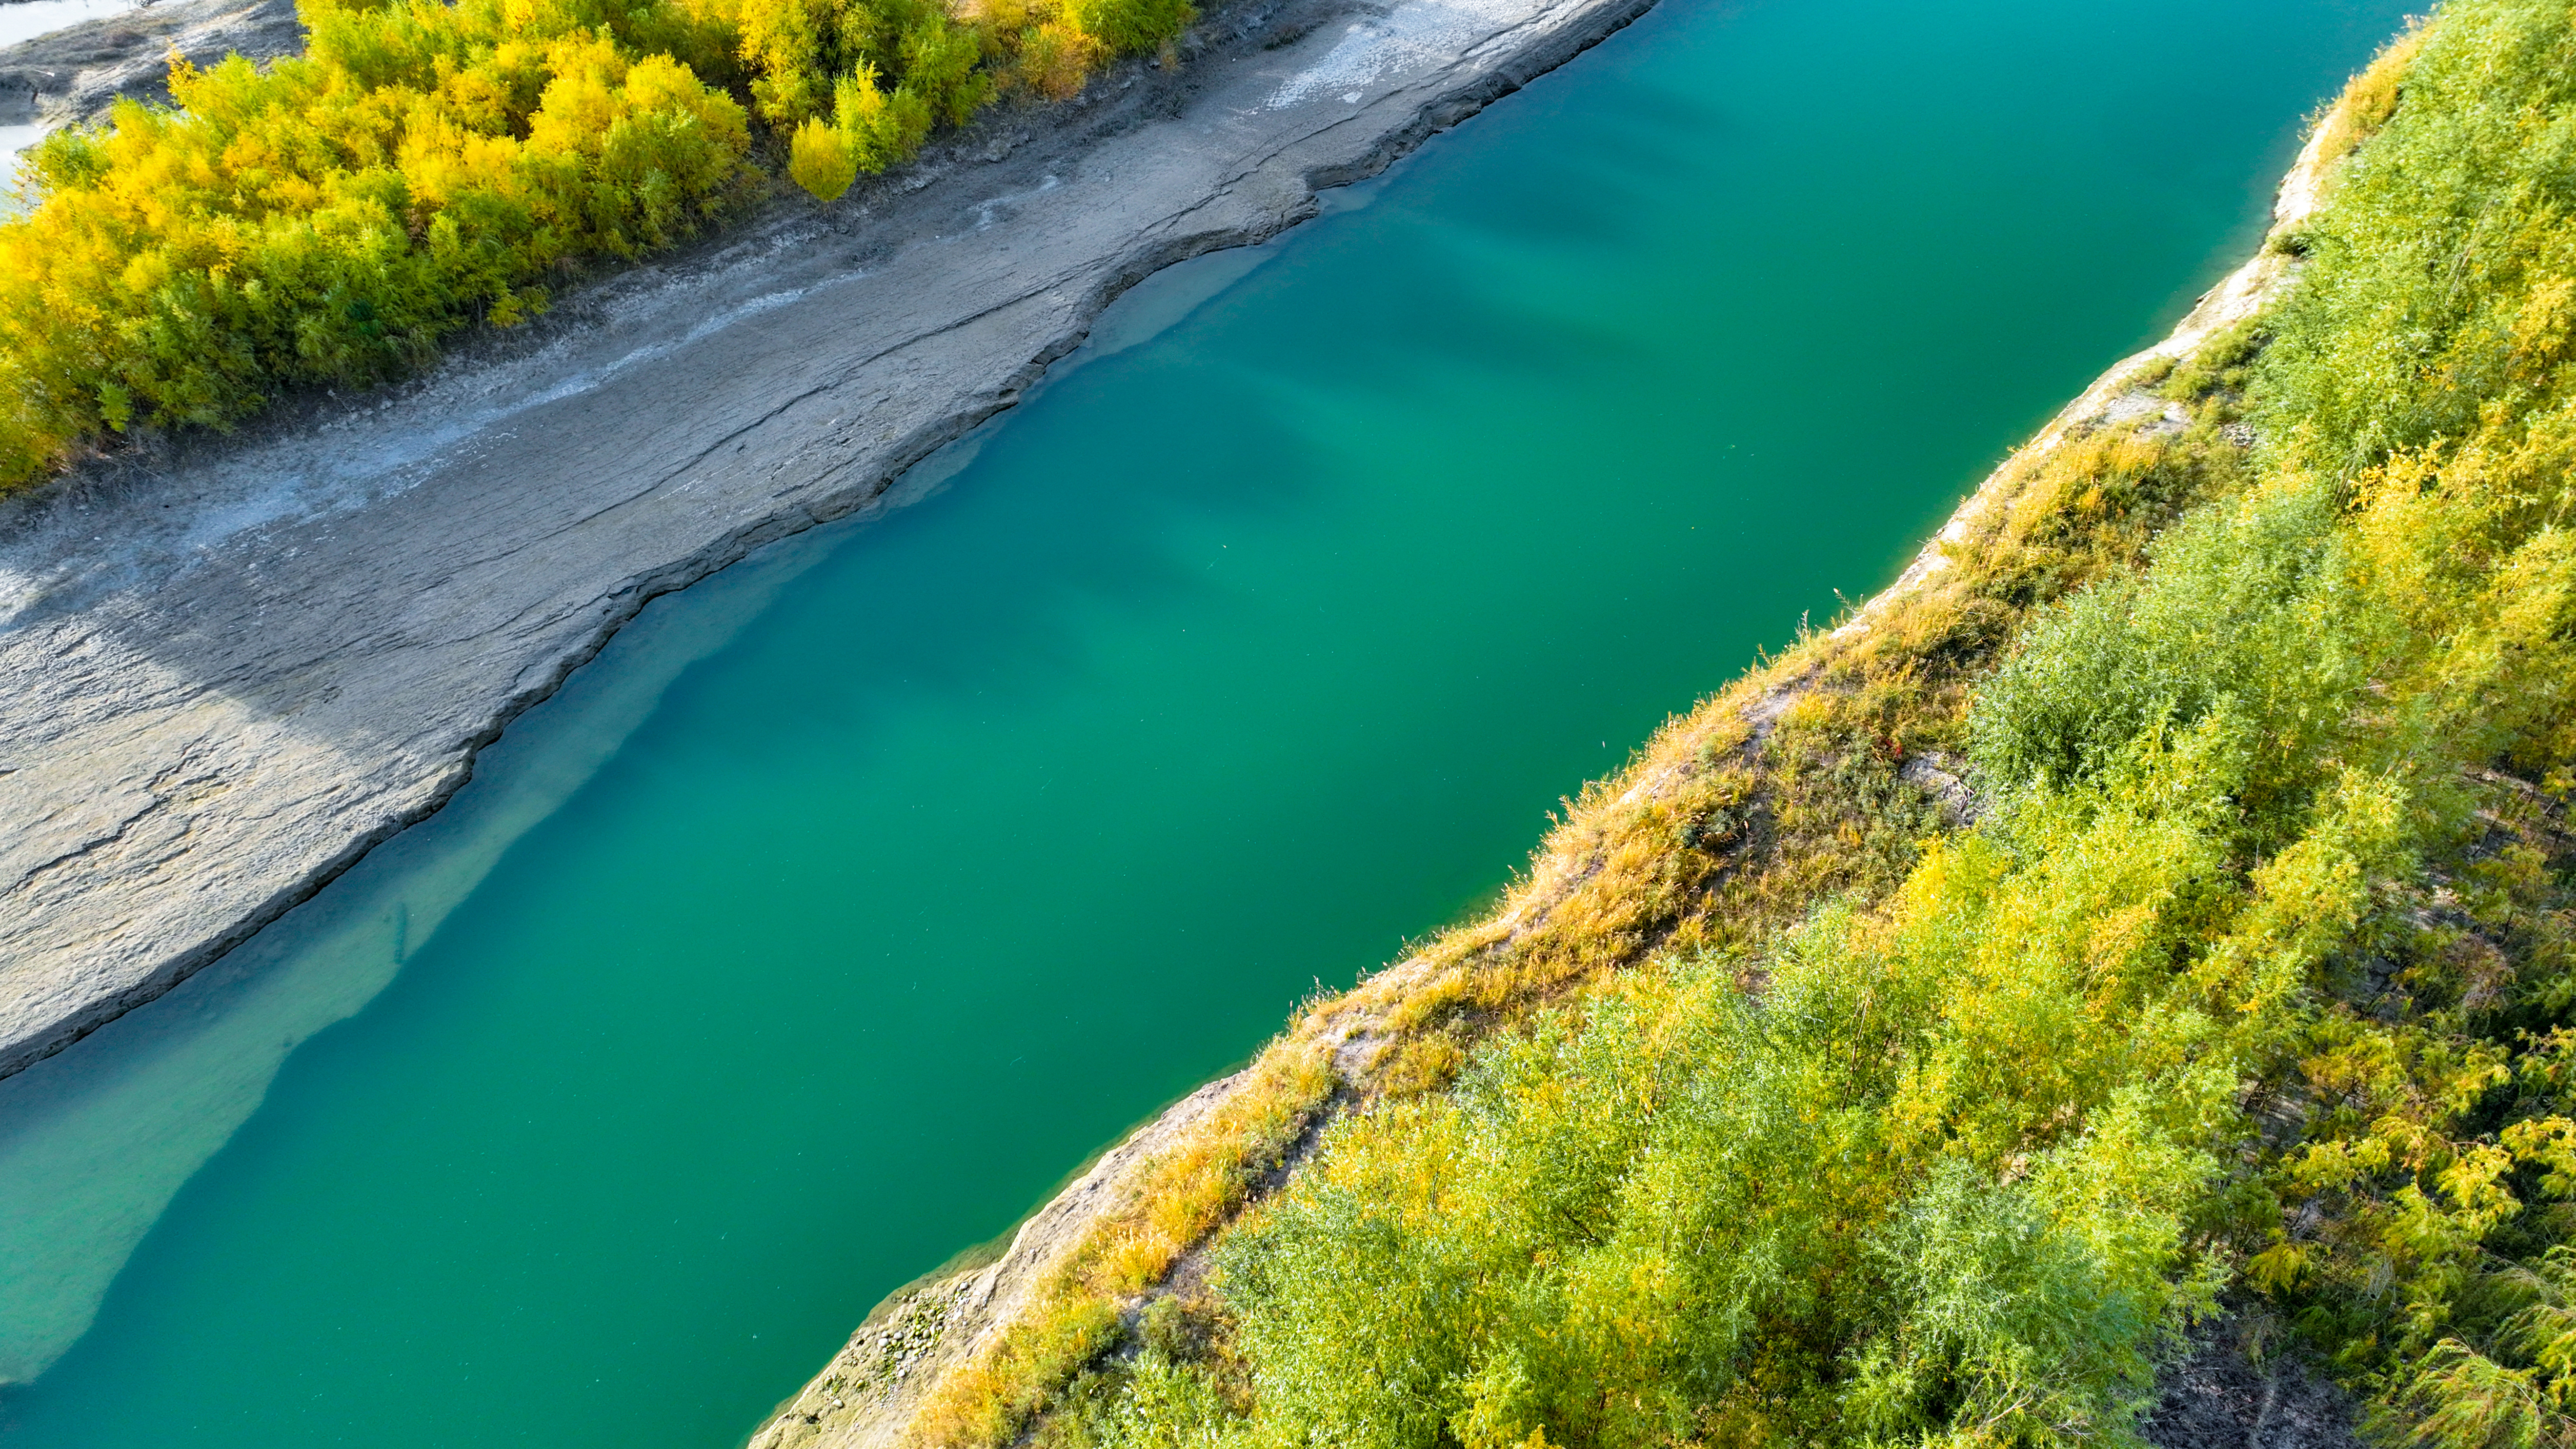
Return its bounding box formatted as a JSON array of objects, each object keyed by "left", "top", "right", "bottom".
[
  {"left": 1968, "top": 481, "right": 2359, "bottom": 842},
  {"left": 1179, "top": 687, "right": 2403, "bottom": 1448},
  {"left": 1065, "top": 0, "right": 1191, "bottom": 56}
]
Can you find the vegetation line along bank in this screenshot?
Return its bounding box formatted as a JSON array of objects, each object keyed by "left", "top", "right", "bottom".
[
  {"left": 0, "top": 0, "right": 1192, "bottom": 494},
  {"left": 748, "top": 4, "right": 2576, "bottom": 1446}
]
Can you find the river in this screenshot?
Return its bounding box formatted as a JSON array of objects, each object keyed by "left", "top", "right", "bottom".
[{"left": 0, "top": 0, "right": 2411, "bottom": 1443}]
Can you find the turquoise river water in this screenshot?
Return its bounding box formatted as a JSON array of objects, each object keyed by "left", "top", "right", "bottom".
[{"left": 0, "top": 0, "right": 2414, "bottom": 1443}]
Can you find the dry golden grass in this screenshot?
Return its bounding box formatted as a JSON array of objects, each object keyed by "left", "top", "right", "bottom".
[
  {"left": 907, "top": 1042, "right": 1336, "bottom": 1446},
  {"left": 2309, "top": 22, "right": 2423, "bottom": 176}
]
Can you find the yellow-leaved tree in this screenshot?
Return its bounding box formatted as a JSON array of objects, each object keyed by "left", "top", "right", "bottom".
[{"left": 0, "top": 0, "right": 1204, "bottom": 488}]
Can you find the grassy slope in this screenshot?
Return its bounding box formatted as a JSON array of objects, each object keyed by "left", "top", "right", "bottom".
[{"left": 884, "top": 4, "right": 2576, "bottom": 1445}]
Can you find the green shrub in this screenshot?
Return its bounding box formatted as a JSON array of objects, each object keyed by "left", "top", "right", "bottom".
[
  {"left": 788, "top": 114, "right": 859, "bottom": 199},
  {"left": 1066, "top": 0, "right": 1192, "bottom": 56},
  {"left": 1967, "top": 478, "right": 2361, "bottom": 847},
  {"left": 0, "top": 0, "right": 752, "bottom": 482}
]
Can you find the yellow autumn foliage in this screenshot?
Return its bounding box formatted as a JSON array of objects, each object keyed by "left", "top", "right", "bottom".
[
  {"left": 0, "top": 0, "right": 751, "bottom": 483},
  {"left": 0, "top": 0, "right": 1200, "bottom": 490}
]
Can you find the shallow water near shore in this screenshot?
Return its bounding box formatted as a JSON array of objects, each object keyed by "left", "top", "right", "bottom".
[{"left": 0, "top": 0, "right": 2413, "bottom": 1443}]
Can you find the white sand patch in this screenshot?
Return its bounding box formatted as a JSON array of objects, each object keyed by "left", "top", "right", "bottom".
[
  {"left": 0, "top": 0, "right": 134, "bottom": 48},
  {"left": 1268, "top": 0, "right": 1543, "bottom": 108}
]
